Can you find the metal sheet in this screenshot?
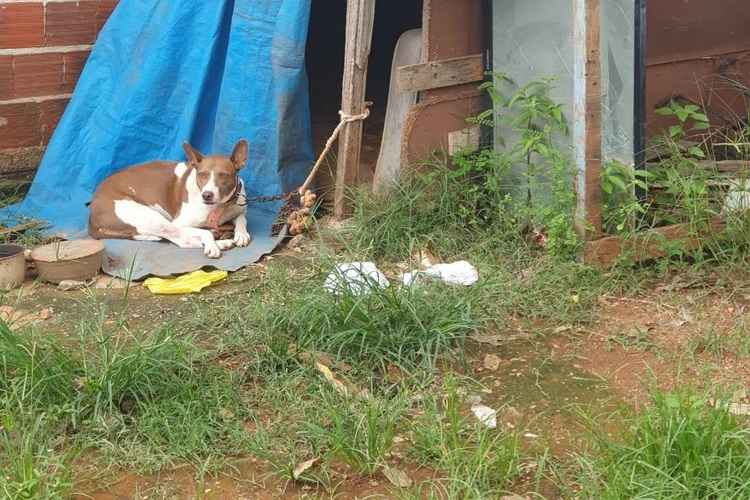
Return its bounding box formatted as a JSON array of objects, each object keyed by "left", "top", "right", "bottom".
[{"left": 646, "top": 0, "right": 750, "bottom": 137}]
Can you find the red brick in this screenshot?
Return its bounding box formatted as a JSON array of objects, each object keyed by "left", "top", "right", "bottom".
[
  {"left": 0, "top": 56, "right": 12, "bottom": 101},
  {"left": 40, "top": 98, "right": 69, "bottom": 143},
  {"left": 0, "top": 3, "right": 44, "bottom": 49},
  {"left": 0, "top": 102, "right": 41, "bottom": 148},
  {"left": 45, "top": 2, "right": 98, "bottom": 46},
  {"left": 95, "top": 0, "right": 119, "bottom": 33},
  {"left": 12, "top": 53, "right": 66, "bottom": 99},
  {"left": 63, "top": 51, "right": 91, "bottom": 91}
]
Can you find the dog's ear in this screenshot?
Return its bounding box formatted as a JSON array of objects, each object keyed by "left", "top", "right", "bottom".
[
  {"left": 230, "top": 139, "right": 248, "bottom": 170},
  {"left": 182, "top": 142, "right": 204, "bottom": 165}
]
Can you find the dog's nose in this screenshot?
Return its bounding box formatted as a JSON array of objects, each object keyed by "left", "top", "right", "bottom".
[{"left": 202, "top": 192, "right": 214, "bottom": 203}]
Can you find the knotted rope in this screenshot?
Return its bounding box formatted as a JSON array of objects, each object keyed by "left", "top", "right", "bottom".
[
  {"left": 213, "top": 105, "right": 372, "bottom": 237},
  {"left": 297, "top": 106, "right": 371, "bottom": 196}
]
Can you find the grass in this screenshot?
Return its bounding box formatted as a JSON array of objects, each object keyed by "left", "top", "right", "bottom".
[
  {"left": 0, "top": 309, "right": 252, "bottom": 481},
  {"left": 266, "top": 277, "right": 481, "bottom": 371},
  {"left": 301, "top": 388, "right": 406, "bottom": 475},
  {"left": 0, "top": 410, "right": 75, "bottom": 499},
  {"left": 4, "top": 140, "right": 750, "bottom": 498},
  {"left": 689, "top": 322, "right": 750, "bottom": 358},
  {"left": 409, "top": 377, "right": 520, "bottom": 498},
  {"left": 578, "top": 389, "right": 750, "bottom": 499}
]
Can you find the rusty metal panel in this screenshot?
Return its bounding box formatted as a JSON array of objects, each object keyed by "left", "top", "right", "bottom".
[{"left": 646, "top": 0, "right": 750, "bottom": 136}]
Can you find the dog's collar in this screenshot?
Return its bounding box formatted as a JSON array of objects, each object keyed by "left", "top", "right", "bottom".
[{"left": 228, "top": 177, "right": 247, "bottom": 206}]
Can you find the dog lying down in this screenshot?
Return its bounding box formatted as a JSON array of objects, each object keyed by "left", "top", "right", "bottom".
[{"left": 88, "top": 140, "right": 251, "bottom": 258}]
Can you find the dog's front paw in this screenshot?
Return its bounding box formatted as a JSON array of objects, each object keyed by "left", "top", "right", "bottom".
[
  {"left": 203, "top": 242, "right": 222, "bottom": 259},
  {"left": 234, "top": 231, "right": 251, "bottom": 247}
]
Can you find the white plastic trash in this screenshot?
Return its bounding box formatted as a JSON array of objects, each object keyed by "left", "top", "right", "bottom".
[
  {"left": 723, "top": 178, "right": 750, "bottom": 214},
  {"left": 324, "top": 262, "right": 390, "bottom": 296},
  {"left": 471, "top": 404, "right": 497, "bottom": 428},
  {"left": 402, "top": 260, "right": 479, "bottom": 287}
]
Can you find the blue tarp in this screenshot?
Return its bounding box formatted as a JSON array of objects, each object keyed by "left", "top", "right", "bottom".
[{"left": 1, "top": 0, "right": 313, "bottom": 238}]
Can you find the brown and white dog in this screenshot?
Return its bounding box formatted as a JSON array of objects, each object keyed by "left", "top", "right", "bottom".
[{"left": 88, "top": 140, "right": 251, "bottom": 258}]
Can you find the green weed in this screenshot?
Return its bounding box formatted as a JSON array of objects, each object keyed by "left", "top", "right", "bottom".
[
  {"left": 410, "top": 378, "right": 519, "bottom": 498},
  {"left": 578, "top": 389, "right": 750, "bottom": 499},
  {"left": 302, "top": 389, "right": 405, "bottom": 475},
  {"left": 0, "top": 312, "right": 249, "bottom": 472},
  {"left": 0, "top": 410, "right": 74, "bottom": 500},
  {"left": 266, "top": 278, "right": 480, "bottom": 370}
]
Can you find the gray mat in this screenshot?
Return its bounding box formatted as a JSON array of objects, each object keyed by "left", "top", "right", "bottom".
[{"left": 101, "top": 206, "right": 286, "bottom": 280}]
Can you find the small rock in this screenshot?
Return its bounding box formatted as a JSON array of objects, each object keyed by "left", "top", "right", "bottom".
[
  {"left": 383, "top": 465, "right": 412, "bottom": 488},
  {"left": 57, "top": 280, "right": 88, "bottom": 291},
  {"left": 287, "top": 234, "right": 306, "bottom": 249},
  {"left": 94, "top": 275, "right": 129, "bottom": 289},
  {"left": 466, "top": 394, "right": 483, "bottom": 406},
  {"left": 23, "top": 249, "right": 33, "bottom": 261},
  {"left": 483, "top": 353, "right": 501, "bottom": 370}
]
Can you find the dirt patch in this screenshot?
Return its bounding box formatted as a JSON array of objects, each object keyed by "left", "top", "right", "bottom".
[{"left": 559, "top": 286, "right": 750, "bottom": 407}]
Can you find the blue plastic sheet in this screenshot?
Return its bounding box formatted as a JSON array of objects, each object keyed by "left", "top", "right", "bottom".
[{"left": 1, "top": 0, "right": 313, "bottom": 238}]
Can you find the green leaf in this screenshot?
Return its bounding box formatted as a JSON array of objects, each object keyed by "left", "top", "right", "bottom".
[
  {"left": 675, "top": 109, "right": 691, "bottom": 122},
  {"left": 655, "top": 107, "right": 673, "bottom": 116},
  {"left": 691, "top": 112, "right": 709, "bottom": 123},
  {"left": 665, "top": 394, "right": 681, "bottom": 409},
  {"left": 610, "top": 175, "right": 627, "bottom": 192},
  {"left": 669, "top": 125, "right": 683, "bottom": 138},
  {"left": 688, "top": 146, "right": 706, "bottom": 158},
  {"left": 692, "top": 121, "right": 711, "bottom": 130}
]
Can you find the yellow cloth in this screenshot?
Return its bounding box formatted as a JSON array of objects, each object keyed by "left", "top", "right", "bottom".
[{"left": 143, "top": 270, "right": 228, "bottom": 295}]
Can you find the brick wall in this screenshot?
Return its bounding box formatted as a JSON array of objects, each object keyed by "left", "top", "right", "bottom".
[{"left": 0, "top": 0, "right": 117, "bottom": 170}]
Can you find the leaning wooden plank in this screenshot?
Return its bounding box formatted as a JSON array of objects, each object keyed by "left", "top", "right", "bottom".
[
  {"left": 396, "top": 54, "right": 484, "bottom": 93},
  {"left": 583, "top": 217, "right": 725, "bottom": 267},
  {"left": 373, "top": 29, "right": 422, "bottom": 193},
  {"left": 334, "top": 0, "right": 376, "bottom": 219}
]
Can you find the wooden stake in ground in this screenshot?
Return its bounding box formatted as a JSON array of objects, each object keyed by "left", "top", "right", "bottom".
[
  {"left": 335, "top": 0, "right": 376, "bottom": 219},
  {"left": 573, "top": 0, "right": 602, "bottom": 240}
]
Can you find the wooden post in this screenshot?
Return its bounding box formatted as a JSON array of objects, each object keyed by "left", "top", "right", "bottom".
[
  {"left": 334, "top": 0, "right": 376, "bottom": 219},
  {"left": 573, "top": 0, "right": 602, "bottom": 240}
]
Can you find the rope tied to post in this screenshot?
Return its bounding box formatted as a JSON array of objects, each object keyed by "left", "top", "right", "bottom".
[
  {"left": 299, "top": 106, "right": 371, "bottom": 196},
  {"left": 205, "top": 104, "right": 372, "bottom": 238},
  {"left": 282, "top": 104, "right": 371, "bottom": 235}
]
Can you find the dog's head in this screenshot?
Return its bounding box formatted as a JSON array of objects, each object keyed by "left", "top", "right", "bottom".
[{"left": 182, "top": 140, "right": 248, "bottom": 205}]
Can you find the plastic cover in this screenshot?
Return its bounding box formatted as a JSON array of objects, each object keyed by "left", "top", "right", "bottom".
[{"left": 1, "top": 0, "right": 314, "bottom": 237}]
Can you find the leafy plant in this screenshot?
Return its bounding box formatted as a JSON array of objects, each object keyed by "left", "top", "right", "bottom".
[
  {"left": 601, "top": 160, "right": 652, "bottom": 234},
  {"left": 579, "top": 389, "right": 750, "bottom": 499},
  {"left": 475, "top": 74, "right": 579, "bottom": 258}
]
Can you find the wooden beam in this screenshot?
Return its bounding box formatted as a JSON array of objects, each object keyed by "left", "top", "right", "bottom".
[
  {"left": 583, "top": 217, "right": 725, "bottom": 267},
  {"left": 646, "top": 160, "right": 750, "bottom": 174},
  {"left": 574, "top": 0, "right": 603, "bottom": 240},
  {"left": 334, "top": 0, "right": 376, "bottom": 219},
  {"left": 396, "top": 54, "right": 484, "bottom": 92}
]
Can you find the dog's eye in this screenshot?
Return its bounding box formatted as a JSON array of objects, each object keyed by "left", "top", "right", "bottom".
[
  {"left": 197, "top": 172, "right": 209, "bottom": 181},
  {"left": 217, "top": 172, "right": 230, "bottom": 180}
]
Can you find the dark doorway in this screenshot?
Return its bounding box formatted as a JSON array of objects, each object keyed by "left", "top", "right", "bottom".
[{"left": 305, "top": 0, "right": 423, "bottom": 199}]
